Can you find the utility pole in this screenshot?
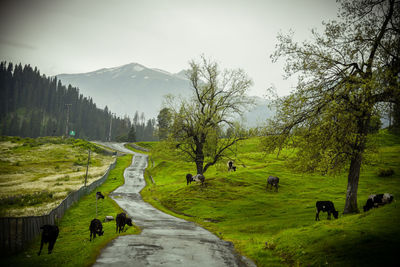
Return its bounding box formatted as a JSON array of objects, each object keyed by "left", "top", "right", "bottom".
[
  {"left": 108, "top": 113, "right": 114, "bottom": 141},
  {"left": 65, "top": 104, "right": 72, "bottom": 138},
  {"left": 84, "top": 149, "right": 91, "bottom": 187}
]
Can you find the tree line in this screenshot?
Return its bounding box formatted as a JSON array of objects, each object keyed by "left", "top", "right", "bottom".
[{"left": 0, "top": 62, "right": 157, "bottom": 141}]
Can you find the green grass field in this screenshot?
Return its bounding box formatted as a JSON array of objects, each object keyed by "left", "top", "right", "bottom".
[
  {"left": 3, "top": 154, "right": 140, "bottom": 267},
  {"left": 0, "top": 136, "right": 115, "bottom": 216},
  {"left": 138, "top": 131, "right": 400, "bottom": 266}
]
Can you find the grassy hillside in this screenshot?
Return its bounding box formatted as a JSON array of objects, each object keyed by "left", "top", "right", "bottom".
[
  {"left": 3, "top": 154, "right": 140, "bottom": 267},
  {"left": 0, "top": 136, "right": 115, "bottom": 216},
  {"left": 138, "top": 131, "right": 400, "bottom": 266}
]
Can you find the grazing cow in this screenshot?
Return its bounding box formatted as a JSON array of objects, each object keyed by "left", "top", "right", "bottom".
[
  {"left": 227, "top": 161, "right": 237, "bottom": 172},
  {"left": 315, "top": 201, "right": 339, "bottom": 221},
  {"left": 89, "top": 219, "right": 104, "bottom": 241},
  {"left": 38, "top": 225, "right": 59, "bottom": 255},
  {"left": 186, "top": 173, "right": 194, "bottom": 185},
  {"left": 116, "top": 212, "right": 133, "bottom": 233},
  {"left": 266, "top": 176, "right": 279, "bottom": 192},
  {"left": 192, "top": 174, "right": 205, "bottom": 186},
  {"left": 363, "top": 193, "right": 394, "bottom": 212},
  {"left": 96, "top": 191, "right": 105, "bottom": 199}
]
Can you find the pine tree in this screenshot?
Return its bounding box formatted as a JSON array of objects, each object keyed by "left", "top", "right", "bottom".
[{"left": 127, "top": 126, "right": 136, "bottom": 142}]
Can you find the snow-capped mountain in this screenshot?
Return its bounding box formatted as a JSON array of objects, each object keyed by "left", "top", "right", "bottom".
[
  {"left": 56, "top": 62, "right": 274, "bottom": 127},
  {"left": 56, "top": 63, "right": 192, "bottom": 119}
]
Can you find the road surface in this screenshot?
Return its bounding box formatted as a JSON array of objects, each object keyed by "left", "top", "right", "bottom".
[{"left": 93, "top": 142, "right": 255, "bottom": 267}]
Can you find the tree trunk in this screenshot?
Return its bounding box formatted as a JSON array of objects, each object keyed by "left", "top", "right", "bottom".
[
  {"left": 195, "top": 158, "right": 204, "bottom": 174},
  {"left": 195, "top": 142, "right": 204, "bottom": 174},
  {"left": 343, "top": 111, "right": 371, "bottom": 214},
  {"left": 343, "top": 151, "right": 362, "bottom": 214}
]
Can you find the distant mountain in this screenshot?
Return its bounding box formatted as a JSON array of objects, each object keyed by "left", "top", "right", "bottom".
[
  {"left": 57, "top": 63, "right": 192, "bottom": 119},
  {"left": 57, "top": 62, "right": 275, "bottom": 127},
  {"left": 241, "top": 96, "right": 275, "bottom": 127}
]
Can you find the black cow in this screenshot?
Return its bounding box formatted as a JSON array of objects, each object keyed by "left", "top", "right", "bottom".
[
  {"left": 227, "top": 161, "right": 237, "bottom": 172},
  {"left": 266, "top": 176, "right": 279, "bottom": 192},
  {"left": 363, "top": 193, "right": 394, "bottom": 212},
  {"left": 89, "top": 218, "right": 104, "bottom": 241},
  {"left": 315, "top": 201, "right": 339, "bottom": 221},
  {"left": 116, "top": 212, "right": 133, "bottom": 233},
  {"left": 38, "top": 224, "right": 59, "bottom": 255},
  {"left": 186, "top": 173, "right": 194, "bottom": 185},
  {"left": 192, "top": 174, "right": 205, "bottom": 186},
  {"left": 96, "top": 191, "right": 105, "bottom": 200}
]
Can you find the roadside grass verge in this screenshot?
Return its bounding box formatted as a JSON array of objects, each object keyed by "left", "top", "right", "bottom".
[
  {"left": 140, "top": 132, "right": 400, "bottom": 266},
  {"left": 125, "top": 143, "right": 150, "bottom": 155},
  {"left": 3, "top": 154, "right": 140, "bottom": 267},
  {"left": 134, "top": 142, "right": 157, "bottom": 150}
]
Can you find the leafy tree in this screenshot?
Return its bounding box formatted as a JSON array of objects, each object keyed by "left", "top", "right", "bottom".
[
  {"left": 167, "top": 56, "right": 253, "bottom": 174},
  {"left": 265, "top": 0, "right": 399, "bottom": 213}
]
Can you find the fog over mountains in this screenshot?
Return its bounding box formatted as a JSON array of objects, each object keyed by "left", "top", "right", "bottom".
[
  {"left": 57, "top": 63, "right": 191, "bottom": 118},
  {"left": 57, "top": 63, "right": 274, "bottom": 127}
]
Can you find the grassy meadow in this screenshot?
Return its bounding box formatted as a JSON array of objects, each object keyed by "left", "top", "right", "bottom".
[
  {"left": 0, "top": 136, "right": 115, "bottom": 216},
  {"left": 137, "top": 130, "right": 400, "bottom": 266},
  {"left": 3, "top": 154, "right": 140, "bottom": 267}
]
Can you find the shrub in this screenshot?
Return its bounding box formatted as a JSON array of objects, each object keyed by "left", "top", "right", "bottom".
[
  {"left": 74, "top": 157, "right": 87, "bottom": 166},
  {"left": 0, "top": 191, "right": 54, "bottom": 208},
  {"left": 378, "top": 168, "right": 395, "bottom": 177}
]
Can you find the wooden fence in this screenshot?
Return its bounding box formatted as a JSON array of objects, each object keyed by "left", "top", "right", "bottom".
[{"left": 0, "top": 159, "right": 116, "bottom": 254}]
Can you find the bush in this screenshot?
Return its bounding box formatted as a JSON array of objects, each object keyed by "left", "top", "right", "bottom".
[
  {"left": 0, "top": 191, "right": 54, "bottom": 208},
  {"left": 74, "top": 157, "right": 87, "bottom": 166},
  {"left": 378, "top": 168, "right": 395, "bottom": 177}
]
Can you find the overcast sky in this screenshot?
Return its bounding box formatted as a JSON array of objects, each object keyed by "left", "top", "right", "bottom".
[{"left": 0, "top": 0, "right": 338, "bottom": 97}]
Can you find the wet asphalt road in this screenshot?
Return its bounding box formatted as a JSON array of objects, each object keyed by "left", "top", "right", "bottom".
[{"left": 93, "top": 142, "right": 256, "bottom": 267}]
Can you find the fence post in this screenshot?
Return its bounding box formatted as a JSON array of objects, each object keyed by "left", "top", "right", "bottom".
[{"left": 84, "top": 149, "right": 91, "bottom": 187}]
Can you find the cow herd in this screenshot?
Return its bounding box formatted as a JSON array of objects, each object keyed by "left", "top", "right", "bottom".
[
  {"left": 314, "top": 193, "right": 394, "bottom": 221},
  {"left": 36, "top": 160, "right": 396, "bottom": 256},
  {"left": 37, "top": 192, "right": 133, "bottom": 256},
  {"left": 185, "top": 161, "right": 395, "bottom": 223}
]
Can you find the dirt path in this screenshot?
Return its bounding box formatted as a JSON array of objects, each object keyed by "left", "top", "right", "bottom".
[{"left": 93, "top": 142, "right": 255, "bottom": 267}]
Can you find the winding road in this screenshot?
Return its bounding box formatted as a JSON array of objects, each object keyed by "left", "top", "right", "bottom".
[{"left": 93, "top": 142, "right": 255, "bottom": 267}]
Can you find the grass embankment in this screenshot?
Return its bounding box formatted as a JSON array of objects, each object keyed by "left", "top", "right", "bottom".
[
  {"left": 126, "top": 141, "right": 159, "bottom": 156},
  {"left": 138, "top": 131, "right": 400, "bottom": 266},
  {"left": 3, "top": 154, "right": 140, "bottom": 267},
  {"left": 0, "top": 136, "right": 115, "bottom": 216}
]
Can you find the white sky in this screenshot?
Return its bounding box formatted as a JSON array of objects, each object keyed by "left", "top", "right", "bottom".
[{"left": 0, "top": 0, "right": 338, "bottom": 97}]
